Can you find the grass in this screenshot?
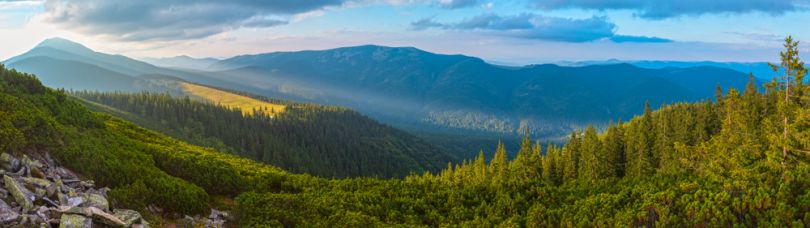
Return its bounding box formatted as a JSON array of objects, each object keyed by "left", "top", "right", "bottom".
[{"left": 180, "top": 82, "right": 286, "bottom": 116}]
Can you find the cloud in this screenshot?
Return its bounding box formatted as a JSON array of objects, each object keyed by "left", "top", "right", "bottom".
[
  {"left": 610, "top": 35, "right": 672, "bottom": 43},
  {"left": 529, "top": 0, "right": 810, "bottom": 19},
  {"left": 370, "top": 0, "right": 484, "bottom": 9},
  {"left": 437, "top": 0, "right": 480, "bottom": 9},
  {"left": 728, "top": 31, "right": 784, "bottom": 43},
  {"left": 411, "top": 17, "right": 444, "bottom": 30},
  {"left": 38, "top": 0, "right": 347, "bottom": 41},
  {"left": 411, "top": 13, "right": 671, "bottom": 43}
]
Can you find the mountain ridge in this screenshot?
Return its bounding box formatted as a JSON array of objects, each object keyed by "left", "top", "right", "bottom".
[{"left": 3, "top": 38, "right": 762, "bottom": 138}]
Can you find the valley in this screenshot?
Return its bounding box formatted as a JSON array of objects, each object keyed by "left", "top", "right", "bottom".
[
  {"left": 0, "top": 1, "right": 808, "bottom": 227},
  {"left": 1, "top": 38, "right": 808, "bottom": 225}
]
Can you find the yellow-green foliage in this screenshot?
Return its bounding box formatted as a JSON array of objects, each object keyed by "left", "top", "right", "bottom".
[
  {"left": 3, "top": 37, "right": 810, "bottom": 227},
  {"left": 104, "top": 117, "right": 325, "bottom": 195},
  {"left": 181, "top": 82, "right": 286, "bottom": 116}
]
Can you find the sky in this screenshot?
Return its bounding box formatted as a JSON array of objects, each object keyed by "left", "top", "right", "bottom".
[{"left": 1, "top": 0, "right": 809, "bottom": 65}]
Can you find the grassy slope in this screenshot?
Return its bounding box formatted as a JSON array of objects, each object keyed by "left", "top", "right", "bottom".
[
  {"left": 0, "top": 66, "right": 310, "bottom": 224},
  {"left": 181, "top": 82, "right": 286, "bottom": 116}
]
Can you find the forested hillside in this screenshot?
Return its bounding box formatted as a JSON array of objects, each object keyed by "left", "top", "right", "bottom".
[
  {"left": 207, "top": 45, "right": 757, "bottom": 137},
  {"left": 4, "top": 38, "right": 759, "bottom": 140},
  {"left": 233, "top": 38, "right": 810, "bottom": 226},
  {"left": 72, "top": 91, "right": 454, "bottom": 178},
  {"left": 0, "top": 38, "right": 808, "bottom": 227}
]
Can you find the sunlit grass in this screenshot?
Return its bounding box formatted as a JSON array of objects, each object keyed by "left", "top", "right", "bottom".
[{"left": 181, "top": 82, "right": 286, "bottom": 116}]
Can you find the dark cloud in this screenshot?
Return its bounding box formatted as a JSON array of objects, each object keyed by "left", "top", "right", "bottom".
[
  {"left": 40, "top": 0, "right": 346, "bottom": 41},
  {"left": 411, "top": 13, "right": 671, "bottom": 43},
  {"left": 410, "top": 17, "right": 444, "bottom": 31},
  {"left": 453, "top": 13, "right": 535, "bottom": 30},
  {"left": 530, "top": 0, "right": 809, "bottom": 19}
]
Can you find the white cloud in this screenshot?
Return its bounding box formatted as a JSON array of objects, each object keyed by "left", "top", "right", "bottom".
[{"left": 292, "top": 10, "right": 326, "bottom": 23}]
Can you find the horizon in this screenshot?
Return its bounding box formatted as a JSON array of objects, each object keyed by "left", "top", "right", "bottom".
[
  {"left": 1, "top": 1, "right": 809, "bottom": 64},
  {"left": 2, "top": 36, "right": 791, "bottom": 68}
]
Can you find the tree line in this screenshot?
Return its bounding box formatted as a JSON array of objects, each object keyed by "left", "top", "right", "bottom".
[{"left": 72, "top": 91, "right": 455, "bottom": 178}]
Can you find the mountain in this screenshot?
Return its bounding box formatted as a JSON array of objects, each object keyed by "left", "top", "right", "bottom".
[
  {"left": 3, "top": 38, "right": 456, "bottom": 178},
  {"left": 4, "top": 38, "right": 160, "bottom": 76},
  {"left": 6, "top": 56, "right": 138, "bottom": 91},
  {"left": 207, "top": 45, "right": 760, "bottom": 137},
  {"left": 3, "top": 39, "right": 762, "bottom": 139},
  {"left": 1, "top": 38, "right": 807, "bottom": 227},
  {"left": 2, "top": 38, "right": 248, "bottom": 93},
  {"left": 560, "top": 59, "right": 777, "bottom": 80},
  {"left": 141, "top": 55, "right": 220, "bottom": 69}
]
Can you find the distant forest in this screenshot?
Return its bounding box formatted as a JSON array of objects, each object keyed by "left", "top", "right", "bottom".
[
  {"left": 0, "top": 37, "right": 807, "bottom": 226},
  {"left": 73, "top": 91, "right": 455, "bottom": 178}
]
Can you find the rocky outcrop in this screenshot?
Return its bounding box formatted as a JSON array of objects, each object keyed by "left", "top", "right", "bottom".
[{"left": 0, "top": 152, "right": 149, "bottom": 227}]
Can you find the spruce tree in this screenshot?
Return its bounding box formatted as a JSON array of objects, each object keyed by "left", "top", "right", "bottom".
[
  {"left": 578, "top": 125, "right": 603, "bottom": 182},
  {"left": 562, "top": 131, "right": 581, "bottom": 182},
  {"left": 489, "top": 142, "right": 509, "bottom": 185}
]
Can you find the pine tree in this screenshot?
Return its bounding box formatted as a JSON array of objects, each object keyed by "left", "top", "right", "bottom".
[
  {"left": 627, "top": 102, "right": 656, "bottom": 178},
  {"left": 542, "top": 144, "right": 561, "bottom": 185},
  {"left": 562, "top": 131, "right": 581, "bottom": 182},
  {"left": 602, "top": 122, "right": 625, "bottom": 177},
  {"left": 768, "top": 36, "right": 808, "bottom": 169},
  {"left": 511, "top": 129, "right": 536, "bottom": 182},
  {"left": 578, "top": 125, "right": 603, "bottom": 182},
  {"left": 489, "top": 142, "right": 509, "bottom": 185},
  {"left": 474, "top": 149, "right": 487, "bottom": 183}
]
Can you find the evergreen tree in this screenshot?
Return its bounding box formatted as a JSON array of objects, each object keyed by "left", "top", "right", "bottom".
[
  {"left": 489, "top": 142, "right": 509, "bottom": 185},
  {"left": 541, "top": 144, "right": 560, "bottom": 185},
  {"left": 562, "top": 131, "right": 581, "bottom": 182},
  {"left": 511, "top": 129, "right": 536, "bottom": 182},
  {"left": 474, "top": 149, "right": 488, "bottom": 183},
  {"left": 602, "top": 122, "right": 625, "bottom": 177},
  {"left": 627, "top": 102, "right": 656, "bottom": 178},
  {"left": 578, "top": 125, "right": 604, "bottom": 182},
  {"left": 768, "top": 36, "right": 808, "bottom": 169}
]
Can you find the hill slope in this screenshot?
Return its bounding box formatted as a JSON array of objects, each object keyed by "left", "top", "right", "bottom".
[
  {"left": 7, "top": 56, "right": 138, "bottom": 91},
  {"left": 5, "top": 39, "right": 456, "bottom": 178},
  {"left": 73, "top": 85, "right": 455, "bottom": 178},
  {"left": 208, "top": 46, "right": 759, "bottom": 137},
  {"left": 2, "top": 44, "right": 808, "bottom": 227},
  {"left": 5, "top": 39, "right": 761, "bottom": 139}
]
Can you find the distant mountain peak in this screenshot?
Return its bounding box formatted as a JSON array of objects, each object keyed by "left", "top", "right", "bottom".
[{"left": 35, "top": 37, "right": 93, "bottom": 53}]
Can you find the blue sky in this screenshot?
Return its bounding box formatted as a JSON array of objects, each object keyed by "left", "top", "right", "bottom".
[{"left": 1, "top": 0, "right": 809, "bottom": 64}]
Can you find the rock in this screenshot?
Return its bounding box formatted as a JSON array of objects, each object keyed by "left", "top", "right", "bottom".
[
  {"left": 5, "top": 175, "right": 34, "bottom": 212},
  {"left": 0, "top": 153, "right": 20, "bottom": 171},
  {"left": 46, "top": 184, "right": 57, "bottom": 198},
  {"left": 81, "top": 193, "right": 108, "bottom": 211},
  {"left": 0, "top": 152, "right": 165, "bottom": 227},
  {"left": 53, "top": 168, "right": 78, "bottom": 181},
  {"left": 36, "top": 206, "right": 50, "bottom": 223},
  {"left": 55, "top": 206, "right": 92, "bottom": 217},
  {"left": 79, "top": 180, "right": 94, "bottom": 189},
  {"left": 59, "top": 214, "right": 91, "bottom": 228},
  {"left": 113, "top": 209, "right": 142, "bottom": 227},
  {"left": 35, "top": 187, "right": 47, "bottom": 199},
  {"left": 183, "top": 215, "right": 196, "bottom": 228},
  {"left": 67, "top": 188, "right": 77, "bottom": 198},
  {"left": 87, "top": 207, "right": 126, "bottom": 227},
  {"left": 22, "top": 177, "right": 51, "bottom": 189},
  {"left": 132, "top": 220, "right": 151, "bottom": 228},
  {"left": 57, "top": 193, "right": 68, "bottom": 206},
  {"left": 67, "top": 197, "right": 83, "bottom": 207},
  {"left": 0, "top": 200, "right": 19, "bottom": 224}
]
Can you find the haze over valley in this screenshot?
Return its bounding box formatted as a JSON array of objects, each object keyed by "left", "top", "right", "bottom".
[{"left": 0, "top": 0, "right": 808, "bottom": 226}]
